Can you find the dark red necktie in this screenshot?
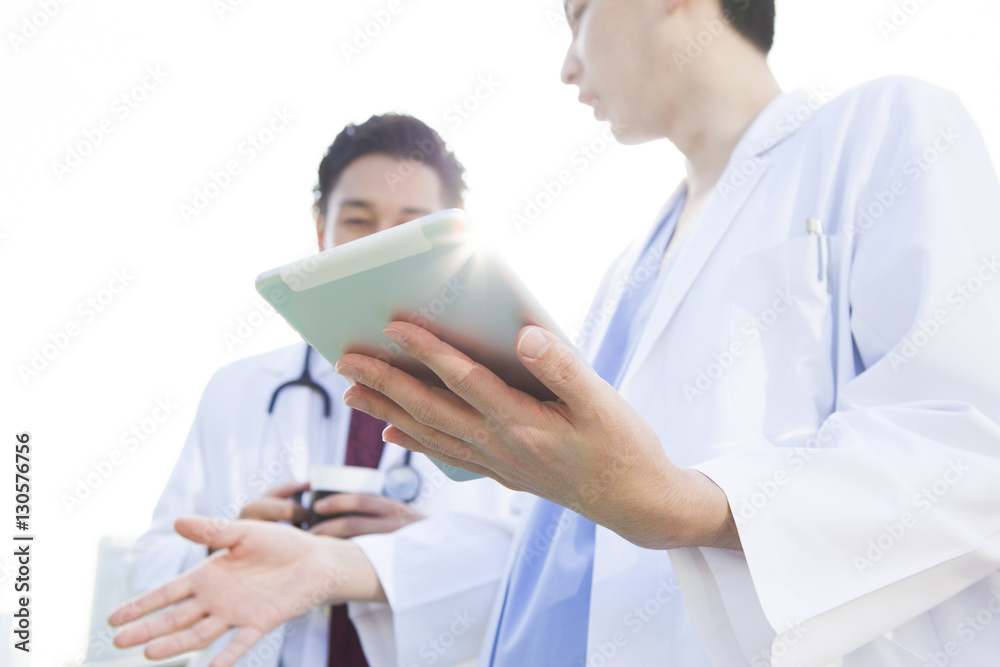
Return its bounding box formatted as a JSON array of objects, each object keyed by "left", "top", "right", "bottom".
[{"left": 327, "top": 409, "right": 386, "bottom": 667}]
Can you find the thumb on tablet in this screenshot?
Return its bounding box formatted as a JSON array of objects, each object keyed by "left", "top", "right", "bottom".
[{"left": 515, "top": 326, "right": 603, "bottom": 409}]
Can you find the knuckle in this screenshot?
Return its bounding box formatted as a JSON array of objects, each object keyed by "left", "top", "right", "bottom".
[
  {"left": 450, "top": 438, "right": 476, "bottom": 461},
  {"left": 192, "top": 624, "right": 210, "bottom": 644},
  {"left": 364, "top": 360, "right": 391, "bottom": 394},
  {"left": 359, "top": 495, "right": 385, "bottom": 514},
  {"left": 447, "top": 363, "right": 480, "bottom": 395},
  {"left": 409, "top": 394, "right": 437, "bottom": 425},
  {"left": 341, "top": 495, "right": 364, "bottom": 512},
  {"left": 341, "top": 516, "right": 363, "bottom": 535},
  {"left": 414, "top": 430, "right": 447, "bottom": 455},
  {"left": 543, "top": 349, "right": 580, "bottom": 385}
]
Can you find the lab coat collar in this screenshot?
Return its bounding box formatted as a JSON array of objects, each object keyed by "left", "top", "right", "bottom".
[
  {"left": 257, "top": 342, "right": 336, "bottom": 380},
  {"left": 617, "top": 87, "right": 826, "bottom": 391},
  {"left": 740, "top": 85, "right": 829, "bottom": 159}
]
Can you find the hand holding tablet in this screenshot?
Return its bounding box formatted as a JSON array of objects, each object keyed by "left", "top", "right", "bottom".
[{"left": 256, "top": 209, "right": 576, "bottom": 481}]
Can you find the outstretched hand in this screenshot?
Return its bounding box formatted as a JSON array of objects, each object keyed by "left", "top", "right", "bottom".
[
  {"left": 109, "top": 516, "right": 384, "bottom": 667},
  {"left": 336, "top": 322, "right": 739, "bottom": 550}
]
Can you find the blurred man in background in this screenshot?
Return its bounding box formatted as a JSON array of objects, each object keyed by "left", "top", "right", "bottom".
[{"left": 128, "top": 114, "right": 523, "bottom": 667}]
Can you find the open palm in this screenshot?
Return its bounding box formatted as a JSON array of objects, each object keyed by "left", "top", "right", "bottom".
[{"left": 109, "top": 517, "right": 363, "bottom": 667}]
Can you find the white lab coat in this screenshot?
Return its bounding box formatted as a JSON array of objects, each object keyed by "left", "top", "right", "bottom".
[
  {"left": 484, "top": 76, "right": 998, "bottom": 666},
  {"left": 129, "top": 342, "right": 525, "bottom": 667}
]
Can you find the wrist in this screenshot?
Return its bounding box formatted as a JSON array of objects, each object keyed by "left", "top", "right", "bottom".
[
  {"left": 614, "top": 462, "right": 740, "bottom": 551},
  {"left": 653, "top": 466, "right": 741, "bottom": 550},
  {"left": 308, "top": 535, "right": 387, "bottom": 606}
]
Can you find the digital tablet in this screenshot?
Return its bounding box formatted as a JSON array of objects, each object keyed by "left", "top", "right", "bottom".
[{"left": 255, "top": 208, "right": 575, "bottom": 482}]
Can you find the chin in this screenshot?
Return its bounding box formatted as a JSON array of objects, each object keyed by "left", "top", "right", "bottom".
[{"left": 607, "top": 121, "right": 658, "bottom": 146}]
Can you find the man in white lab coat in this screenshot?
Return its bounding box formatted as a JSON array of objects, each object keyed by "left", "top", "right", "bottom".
[
  {"left": 128, "top": 114, "right": 523, "bottom": 667},
  {"left": 112, "top": 1, "right": 1000, "bottom": 665}
]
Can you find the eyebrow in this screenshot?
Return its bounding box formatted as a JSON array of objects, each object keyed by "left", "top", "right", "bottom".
[
  {"left": 338, "top": 200, "right": 433, "bottom": 217},
  {"left": 338, "top": 199, "right": 374, "bottom": 211}
]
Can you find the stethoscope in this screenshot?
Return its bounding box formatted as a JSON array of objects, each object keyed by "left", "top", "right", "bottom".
[{"left": 268, "top": 344, "right": 422, "bottom": 503}]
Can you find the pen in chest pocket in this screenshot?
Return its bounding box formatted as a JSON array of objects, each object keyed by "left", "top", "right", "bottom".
[{"left": 806, "top": 217, "right": 827, "bottom": 287}]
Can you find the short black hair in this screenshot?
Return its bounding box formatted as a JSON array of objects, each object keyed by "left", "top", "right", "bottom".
[
  {"left": 314, "top": 114, "right": 467, "bottom": 216},
  {"left": 720, "top": 0, "right": 775, "bottom": 55}
]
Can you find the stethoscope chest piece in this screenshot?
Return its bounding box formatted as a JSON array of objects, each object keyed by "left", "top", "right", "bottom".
[{"left": 383, "top": 459, "right": 422, "bottom": 503}]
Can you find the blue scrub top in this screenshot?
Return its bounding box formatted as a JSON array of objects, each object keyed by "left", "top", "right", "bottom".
[{"left": 489, "top": 193, "right": 688, "bottom": 666}]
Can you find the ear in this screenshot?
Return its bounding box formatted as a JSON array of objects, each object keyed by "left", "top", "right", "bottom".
[{"left": 314, "top": 209, "right": 328, "bottom": 251}]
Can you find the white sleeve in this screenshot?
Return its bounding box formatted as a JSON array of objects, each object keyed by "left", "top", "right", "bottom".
[
  {"left": 671, "top": 81, "right": 1000, "bottom": 666},
  {"left": 350, "top": 510, "right": 521, "bottom": 667},
  {"left": 127, "top": 377, "right": 218, "bottom": 594}
]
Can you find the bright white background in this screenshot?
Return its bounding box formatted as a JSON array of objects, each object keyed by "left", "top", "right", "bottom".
[{"left": 2, "top": 0, "right": 998, "bottom": 664}]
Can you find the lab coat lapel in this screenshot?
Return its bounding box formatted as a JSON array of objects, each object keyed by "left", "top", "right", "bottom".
[
  {"left": 616, "top": 88, "right": 815, "bottom": 391},
  {"left": 579, "top": 185, "right": 688, "bottom": 363},
  {"left": 617, "top": 159, "right": 772, "bottom": 390}
]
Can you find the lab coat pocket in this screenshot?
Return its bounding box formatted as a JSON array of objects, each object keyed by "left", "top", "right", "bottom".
[{"left": 728, "top": 235, "right": 836, "bottom": 445}]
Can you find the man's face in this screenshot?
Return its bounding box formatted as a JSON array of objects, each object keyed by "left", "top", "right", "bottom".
[
  {"left": 316, "top": 153, "right": 447, "bottom": 249},
  {"left": 560, "top": 0, "right": 694, "bottom": 144}
]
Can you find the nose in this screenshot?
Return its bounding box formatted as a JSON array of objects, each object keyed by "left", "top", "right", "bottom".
[{"left": 561, "top": 42, "right": 581, "bottom": 86}]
